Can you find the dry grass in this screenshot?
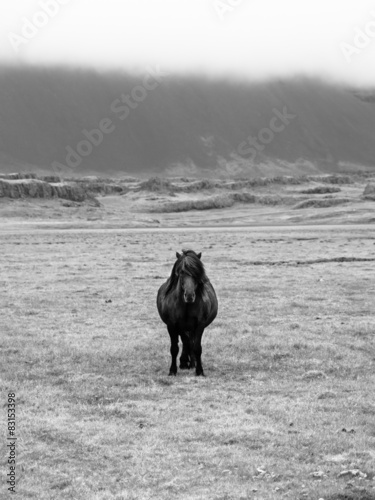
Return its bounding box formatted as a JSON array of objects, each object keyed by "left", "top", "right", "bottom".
[{"left": 1, "top": 226, "right": 375, "bottom": 500}]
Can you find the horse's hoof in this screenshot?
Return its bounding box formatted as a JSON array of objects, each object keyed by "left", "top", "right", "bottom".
[
  {"left": 169, "top": 371, "right": 177, "bottom": 376},
  {"left": 196, "top": 370, "right": 205, "bottom": 377},
  {"left": 179, "top": 363, "right": 191, "bottom": 370}
]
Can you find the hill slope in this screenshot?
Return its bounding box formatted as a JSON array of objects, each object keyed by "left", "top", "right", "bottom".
[{"left": 0, "top": 66, "right": 375, "bottom": 177}]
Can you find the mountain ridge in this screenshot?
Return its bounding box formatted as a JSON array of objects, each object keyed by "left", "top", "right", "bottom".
[{"left": 0, "top": 66, "right": 375, "bottom": 177}]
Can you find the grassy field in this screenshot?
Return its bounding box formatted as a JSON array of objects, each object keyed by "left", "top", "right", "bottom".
[{"left": 1, "top": 224, "right": 375, "bottom": 499}]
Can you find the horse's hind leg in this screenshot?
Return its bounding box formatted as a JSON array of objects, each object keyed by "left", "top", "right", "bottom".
[
  {"left": 180, "top": 333, "right": 191, "bottom": 369},
  {"left": 168, "top": 326, "right": 179, "bottom": 376}
]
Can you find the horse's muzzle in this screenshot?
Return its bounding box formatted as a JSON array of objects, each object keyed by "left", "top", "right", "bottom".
[{"left": 184, "top": 292, "right": 196, "bottom": 303}]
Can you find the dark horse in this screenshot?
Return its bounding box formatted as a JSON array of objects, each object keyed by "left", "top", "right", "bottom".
[{"left": 157, "top": 249, "right": 218, "bottom": 376}]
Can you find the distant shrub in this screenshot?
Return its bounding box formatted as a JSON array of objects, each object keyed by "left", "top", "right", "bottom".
[
  {"left": 0, "top": 172, "right": 37, "bottom": 180},
  {"left": 177, "top": 177, "right": 194, "bottom": 183},
  {"left": 76, "top": 181, "right": 127, "bottom": 196},
  {"left": 150, "top": 191, "right": 295, "bottom": 213},
  {"left": 256, "top": 195, "right": 286, "bottom": 205},
  {"left": 138, "top": 177, "right": 175, "bottom": 192},
  {"left": 225, "top": 176, "right": 305, "bottom": 190},
  {"left": 154, "top": 195, "right": 234, "bottom": 212},
  {"left": 231, "top": 192, "right": 256, "bottom": 203},
  {"left": 293, "top": 198, "right": 351, "bottom": 209},
  {"left": 40, "top": 176, "right": 61, "bottom": 183},
  {"left": 363, "top": 183, "right": 375, "bottom": 201},
  {"left": 271, "top": 175, "right": 303, "bottom": 185},
  {"left": 0, "top": 179, "right": 87, "bottom": 202},
  {"left": 136, "top": 174, "right": 354, "bottom": 196},
  {"left": 363, "top": 183, "right": 375, "bottom": 196},
  {"left": 120, "top": 177, "right": 139, "bottom": 183},
  {"left": 178, "top": 179, "right": 219, "bottom": 192},
  {"left": 228, "top": 178, "right": 270, "bottom": 189},
  {"left": 307, "top": 175, "right": 353, "bottom": 185},
  {"left": 299, "top": 186, "right": 341, "bottom": 194}
]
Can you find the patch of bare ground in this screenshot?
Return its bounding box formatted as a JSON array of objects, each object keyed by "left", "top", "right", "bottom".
[{"left": 1, "top": 226, "right": 375, "bottom": 499}]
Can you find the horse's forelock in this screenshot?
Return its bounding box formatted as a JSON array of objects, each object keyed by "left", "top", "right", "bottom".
[
  {"left": 165, "top": 250, "right": 207, "bottom": 295},
  {"left": 180, "top": 252, "right": 206, "bottom": 283}
]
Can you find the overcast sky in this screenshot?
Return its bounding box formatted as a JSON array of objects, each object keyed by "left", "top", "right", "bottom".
[{"left": 0, "top": 0, "right": 374, "bottom": 86}]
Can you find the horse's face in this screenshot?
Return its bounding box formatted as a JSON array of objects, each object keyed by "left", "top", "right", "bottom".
[
  {"left": 179, "top": 272, "right": 197, "bottom": 303},
  {"left": 174, "top": 250, "right": 203, "bottom": 304}
]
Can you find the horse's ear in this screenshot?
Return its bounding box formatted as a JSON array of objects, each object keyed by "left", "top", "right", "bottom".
[
  {"left": 197, "top": 252, "right": 202, "bottom": 260},
  {"left": 176, "top": 252, "right": 181, "bottom": 259}
]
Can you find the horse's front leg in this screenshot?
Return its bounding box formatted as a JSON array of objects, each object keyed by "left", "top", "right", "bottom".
[
  {"left": 192, "top": 328, "right": 205, "bottom": 376},
  {"left": 167, "top": 326, "right": 179, "bottom": 376},
  {"left": 179, "top": 333, "right": 191, "bottom": 369}
]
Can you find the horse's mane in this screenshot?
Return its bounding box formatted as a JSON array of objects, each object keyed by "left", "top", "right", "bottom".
[{"left": 165, "top": 249, "right": 208, "bottom": 295}]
